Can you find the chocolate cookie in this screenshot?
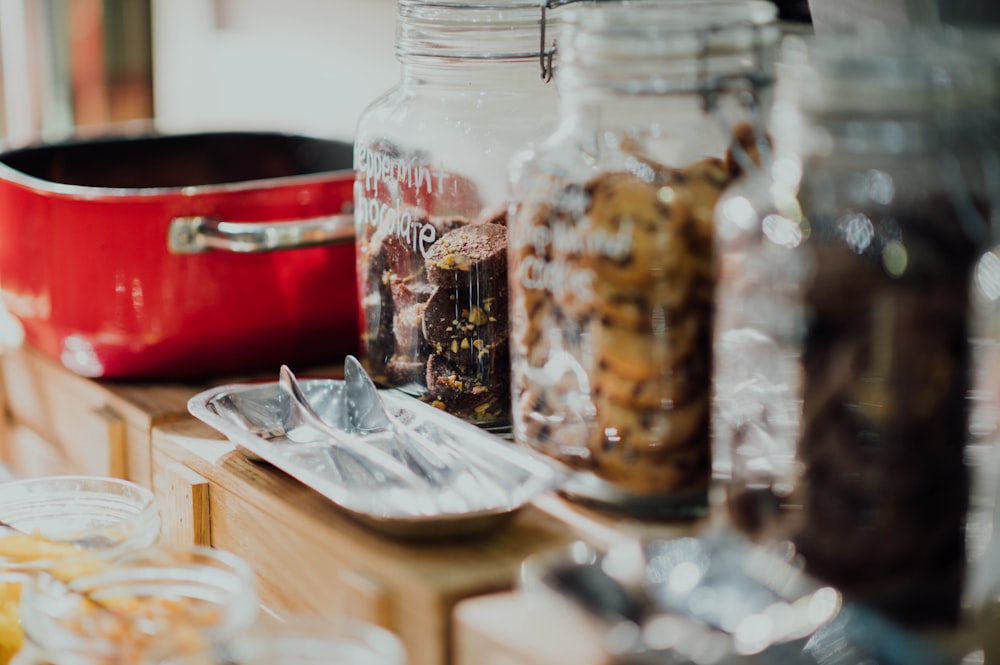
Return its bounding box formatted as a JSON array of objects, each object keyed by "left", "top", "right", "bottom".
[
  {"left": 384, "top": 357, "right": 427, "bottom": 385},
  {"left": 672, "top": 157, "right": 732, "bottom": 232},
  {"left": 367, "top": 207, "right": 429, "bottom": 281},
  {"left": 360, "top": 290, "right": 395, "bottom": 377},
  {"left": 389, "top": 274, "right": 435, "bottom": 312},
  {"left": 562, "top": 272, "right": 716, "bottom": 332},
  {"left": 598, "top": 389, "right": 708, "bottom": 444},
  {"left": 511, "top": 284, "right": 556, "bottom": 369},
  {"left": 393, "top": 302, "right": 429, "bottom": 359},
  {"left": 422, "top": 283, "right": 509, "bottom": 363},
  {"left": 510, "top": 151, "right": 731, "bottom": 501},
  {"left": 425, "top": 223, "right": 508, "bottom": 288},
  {"left": 515, "top": 382, "right": 601, "bottom": 462},
  {"left": 596, "top": 347, "right": 710, "bottom": 411},
  {"left": 787, "top": 194, "right": 981, "bottom": 628},
  {"left": 370, "top": 212, "right": 471, "bottom": 281},
  {"left": 425, "top": 349, "right": 510, "bottom": 421}
]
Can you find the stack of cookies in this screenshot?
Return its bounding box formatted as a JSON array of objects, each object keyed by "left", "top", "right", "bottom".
[
  {"left": 511, "top": 154, "right": 734, "bottom": 496},
  {"left": 361, "top": 211, "right": 510, "bottom": 425},
  {"left": 422, "top": 222, "right": 510, "bottom": 422},
  {"left": 791, "top": 194, "right": 980, "bottom": 627},
  {"left": 583, "top": 160, "right": 725, "bottom": 494}
]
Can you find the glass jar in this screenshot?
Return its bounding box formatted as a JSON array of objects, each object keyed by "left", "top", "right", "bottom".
[
  {"left": 353, "top": 0, "right": 559, "bottom": 427},
  {"left": 713, "top": 31, "right": 1000, "bottom": 627},
  {"left": 208, "top": 617, "right": 407, "bottom": 665},
  {"left": 14, "top": 545, "right": 258, "bottom": 665},
  {"left": 0, "top": 476, "right": 160, "bottom": 665},
  {"left": 507, "top": 0, "right": 780, "bottom": 517}
]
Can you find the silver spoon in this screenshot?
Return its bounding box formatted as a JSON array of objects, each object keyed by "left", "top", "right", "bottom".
[
  {"left": 343, "top": 356, "right": 493, "bottom": 511},
  {"left": 342, "top": 356, "right": 518, "bottom": 509},
  {"left": 278, "top": 365, "right": 429, "bottom": 491},
  {"left": 343, "top": 356, "right": 452, "bottom": 475}
]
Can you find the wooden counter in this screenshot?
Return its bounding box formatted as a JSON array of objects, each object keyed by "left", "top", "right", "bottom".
[
  {"left": 151, "top": 417, "right": 707, "bottom": 665},
  {"left": 2, "top": 333, "right": 992, "bottom": 665},
  {"left": 152, "top": 416, "right": 586, "bottom": 665},
  {"left": 0, "top": 341, "right": 703, "bottom": 665},
  {"left": 0, "top": 344, "right": 197, "bottom": 484}
]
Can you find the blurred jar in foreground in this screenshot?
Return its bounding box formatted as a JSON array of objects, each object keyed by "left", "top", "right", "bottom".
[
  {"left": 713, "top": 30, "right": 1000, "bottom": 627},
  {"left": 201, "top": 616, "right": 407, "bottom": 665},
  {"left": 0, "top": 476, "right": 160, "bottom": 664},
  {"left": 353, "top": 0, "right": 560, "bottom": 427},
  {"left": 13, "top": 545, "right": 258, "bottom": 665},
  {"left": 507, "top": 0, "right": 779, "bottom": 518}
]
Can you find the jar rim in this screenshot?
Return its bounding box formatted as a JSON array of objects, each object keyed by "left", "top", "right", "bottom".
[
  {"left": 556, "top": 0, "right": 779, "bottom": 98},
  {"left": 219, "top": 618, "right": 407, "bottom": 665},
  {"left": 396, "top": 0, "right": 555, "bottom": 62},
  {"left": 561, "top": 0, "right": 778, "bottom": 37},
  {"left": 20, "top": 545, "right": 259, "bottom": 661},
  {"left": 400, "top": 0, "right": 543, "bottom": 7},
  {"left": 779, "top": 29, "right": 1000, "bottom": 115},
  {"left": 0, "top": 475, "right": 160, "bottom": 571}
]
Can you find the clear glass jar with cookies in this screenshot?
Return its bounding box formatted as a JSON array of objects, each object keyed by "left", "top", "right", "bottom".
[
  {"left": 507, "top": 0, "right": 779, "bottom": 517},
  {"left": 353, "top": 0, "right": 560, "bottom": 427},
  {"left": 714, "top": 31, "right": 1000, "bottom": 628}
]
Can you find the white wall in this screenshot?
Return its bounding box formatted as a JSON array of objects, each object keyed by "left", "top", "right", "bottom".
[{"left": 151, "top": 0, "right": 399, "bottom": 142}]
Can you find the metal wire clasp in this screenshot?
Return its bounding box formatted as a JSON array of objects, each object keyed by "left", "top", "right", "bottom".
[
  {"left": 696, "top": 20, "right": 777, "bottom": 176},
  {"left": 539, "top": 0, "right": 586, "bottom": 82}
]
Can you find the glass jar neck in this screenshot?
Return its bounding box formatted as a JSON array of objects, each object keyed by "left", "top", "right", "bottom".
[
  {"left": 554, "top": 1, "right": 777, "bottom": 124},
  {"left": 399, "top": 56, "right": 547, "bottom": 90},
  {"left": 776, "top": 30, "right": 1000, "bottom": 158},
  {"left": 0, "top": 477, "right": 160, "bottom": 576},
  {"left": 799, "top": 110, "right": 994, "bottom": 157},
  {"left": 395, "top": 1, "right": 547, "bottom": 62}
]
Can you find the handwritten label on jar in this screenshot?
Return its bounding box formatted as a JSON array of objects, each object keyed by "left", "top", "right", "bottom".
[
  {"left": 354, "top": 191, "right": 440, "bottom": 258},
  {"left": 355, "top": 144, "right": 481, "bottom": 259},
  {"left": 355, "top": 147, "right": 439, "bottom": 258},
  {"left": 511, "top": 164, "right": 729, "bottom": 501},
  {"left": 510, "top": 195, "right": 634, "bottom": 301},
  {"left": 356, "top": 144, "right": 456, "bottom": 199}
]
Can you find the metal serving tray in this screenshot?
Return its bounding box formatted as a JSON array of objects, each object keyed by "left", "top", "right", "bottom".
[{"left": 188, "top": 377, "right": 564, "bottom": 540}]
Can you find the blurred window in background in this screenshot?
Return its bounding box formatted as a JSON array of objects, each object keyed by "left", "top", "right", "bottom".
[{"left": 0, "top": 0, "right": 153, "bottom": 145}]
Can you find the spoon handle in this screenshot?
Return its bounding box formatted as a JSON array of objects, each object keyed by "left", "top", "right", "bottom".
[{"left": 279, "top": 366, "right": 430, "bottom": 490}]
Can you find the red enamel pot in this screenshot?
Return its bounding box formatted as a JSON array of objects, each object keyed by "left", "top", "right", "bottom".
[{"left": 0, "top": 131, "right": 358, "bottom": 380}]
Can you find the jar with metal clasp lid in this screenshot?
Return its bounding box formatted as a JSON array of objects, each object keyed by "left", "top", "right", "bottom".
[
  {"left": 353, "top": 0, "right": 562, "bottom": 428},
  {"left": 0, "top": 476, "right": 160, "bottom": 665},
  {"left": 12, "top": 545, "right": 258, "bottom": 665},
  {"left": 507, "top": 0, "right": 780, "bottom": 518},
  {"left": 713, "top": 29, "right": 1000, "bottom": 627},
  {"left": 179, "top": 616, "right": 408, "bottom": 665}
]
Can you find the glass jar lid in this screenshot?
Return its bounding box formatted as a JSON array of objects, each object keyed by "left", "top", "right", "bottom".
[
  {"left": 0, "top": 476, "right": 160, "bottom": 574},
  {"left": 19, "top": 546, "right": 258, "bottom": 664},
  {"left": 557, "top": 0, "right": 780, "bottom": 98},
  {"left": 396, "top": 0, "right": 558, "bottom": 62},
  {"left": 212, "top": 617, "right": 407, "bottom": 665},
  {"left": 779, "top": 29, "right": 1000, "bottom": 117}
]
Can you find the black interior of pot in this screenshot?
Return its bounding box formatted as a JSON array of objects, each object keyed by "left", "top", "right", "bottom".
[{"left": 0, "top": 132, "right": 354, "bottom": 189}]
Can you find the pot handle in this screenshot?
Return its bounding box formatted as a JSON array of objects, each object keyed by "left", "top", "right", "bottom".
[{"left": 168, "top": 214, "right": 355, "bottom": 254}]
